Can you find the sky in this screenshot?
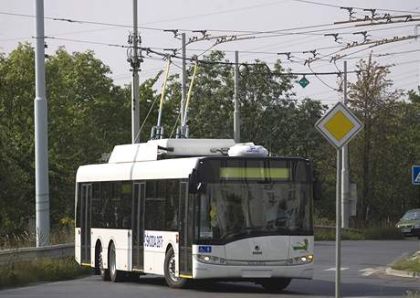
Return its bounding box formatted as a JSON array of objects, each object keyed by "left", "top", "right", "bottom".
[{"left": 1, "top": 0, "right": 420, "bottom": 105}]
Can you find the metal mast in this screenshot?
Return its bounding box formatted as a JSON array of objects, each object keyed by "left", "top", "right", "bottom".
[
  {"left": 128, "top": 0, "right": 141, "bottom": 143},
  {"left": 178, "top": 33, "right": 188, "bottom": 138},
  {"left": 234, "top": 51, "right": 240, "bottom": 143},
  {"left": 34, "top": 0, "right": 50, "bottom": 247}
]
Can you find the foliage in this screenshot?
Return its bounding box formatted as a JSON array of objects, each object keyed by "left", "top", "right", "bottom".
[
  {"left": 0, "top": 44, "right": 133, "bottom": 235},
  {"left": 392, "top": 252, "right": 420, "bottom": 273},
  {"left": 314, "top": 225, "right": 403, "bottom": 240},
  {"left": 348, "top": 55, "right": 419, "bottom": 224},
  {"left": 0, "top": 257, "right": 90, "bottom": 289},
  {"left": 0, "top": 43, "right": 419, "bottom": 238}
]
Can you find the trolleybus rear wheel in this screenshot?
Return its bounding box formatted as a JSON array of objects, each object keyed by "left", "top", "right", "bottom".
[
  {"left": 109, "top": 242, "right": 123, "bottom": 282},
  {"left": 98, "top": 245, "right": 110, "bottom": 281}
]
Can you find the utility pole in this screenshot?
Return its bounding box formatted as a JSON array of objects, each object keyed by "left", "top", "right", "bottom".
[
  {"left": 178, "top": 33, "right": 188, "bottom": 138},
  {"left": 416, "top": 25, "right": 420, "bottom": 91},
  {"left": 234, "top": 51, "right": 240, "bottom": 143},
  {"left": 34, "top": 0, "right": 49, "bottom": 247},
  {"left": 128, "top": 0, "right": 141, "bottom": 143},
  {"left": 341, "top": 61, "right": 350, "bottom": 228}
]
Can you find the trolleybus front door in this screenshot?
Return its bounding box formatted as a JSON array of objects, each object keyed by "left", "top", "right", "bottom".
[
  {"left": 179, "top": 181, "right": 194, "bottom": 276},
  {"left": 132, "top": 182, "right": 145, "bottom": 270},
  {"left": 80, "top": 183, "right": 92, "bottom": 264}
]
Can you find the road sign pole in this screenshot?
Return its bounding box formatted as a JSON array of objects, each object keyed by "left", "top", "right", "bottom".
[
  {"left": 341, "top": 60, "right": 350, "bottom": 228},
  {"left": 336, "top": 149, "right": 342, "bottom": 298}
]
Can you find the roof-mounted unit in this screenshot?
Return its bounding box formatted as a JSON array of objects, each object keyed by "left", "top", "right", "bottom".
[{"left": 108, "top": 138, "right": 235, "bottom": 163}]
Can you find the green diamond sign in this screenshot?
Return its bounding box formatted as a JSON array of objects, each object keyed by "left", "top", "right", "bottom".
[{"left": 298, "top": 76, "right": 310, "bottom": 88}]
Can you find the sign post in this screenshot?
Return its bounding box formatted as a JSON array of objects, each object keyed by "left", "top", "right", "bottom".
[{"left": 315, "top": 102, "right": 363, "bottom": 298}]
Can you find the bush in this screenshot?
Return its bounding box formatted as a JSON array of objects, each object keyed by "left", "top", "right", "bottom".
[
  {"left": 314, "top": 224, "right": 404, "bottom": 240},
  {"left": 0, "top": 257, "right": 90, "bottom": 289},
  {"left": 392, "top": 252, "right": 420, "bottom": 273},
  {"left": 363, "top": 226, "right": 404, "bottom": 240},
  {"left": 315, "top": 227, "right": 364, "bottom": 240}
]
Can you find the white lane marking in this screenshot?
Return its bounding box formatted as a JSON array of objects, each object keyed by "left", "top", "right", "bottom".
[
  {"left": 325, "top": 267, "right": 350, "bottom": 271},
  {"left": 360, "top": 267, "right": 385, "bottom": 276}
]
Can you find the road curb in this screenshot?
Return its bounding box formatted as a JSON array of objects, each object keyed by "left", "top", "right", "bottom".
[{"left": 385, "top": 267, "right": 420, "bottom": 279}]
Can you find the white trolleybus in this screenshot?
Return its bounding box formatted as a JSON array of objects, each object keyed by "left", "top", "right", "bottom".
[{"left": 75, "top": 138, "right": 315, "bottom": 291}]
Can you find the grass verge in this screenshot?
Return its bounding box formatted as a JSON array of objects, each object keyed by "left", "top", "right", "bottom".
[
  {"left": 315, "top": 226, "right": 404, "bottom": 241},
  {"left": 0, "top": 257, "right": 91, "bottom": 289},
  {"left": 392, "top": 252, "right": 420, "bottom": 273}
]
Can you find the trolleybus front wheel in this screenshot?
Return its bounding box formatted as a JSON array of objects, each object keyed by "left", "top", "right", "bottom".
[{"left": 164, "top": 247, "right": 188, "bottom": 288}]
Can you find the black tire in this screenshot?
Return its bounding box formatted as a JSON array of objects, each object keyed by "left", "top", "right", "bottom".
[
  {"left": 94, "top": 242, "right": 101, "bottom": 275},
  {"left": 259, "top": 278, "right": 291, "bottom": 292},
  {"left": 164, "top": 247, "right": 188, "bottom": 288},
  {"left": 98, "top": 244, "right": 110, "bottom": 281},
  {"left": 109, "top": 242, "right": 123, "bottom": 282}
]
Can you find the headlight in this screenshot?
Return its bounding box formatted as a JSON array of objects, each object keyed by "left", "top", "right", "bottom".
[
  {"left": 196, "top": 254, "right": 226, "bottom": 265},
  {"left": 289, "top": 254, "right": 314, "bottom": 265}
]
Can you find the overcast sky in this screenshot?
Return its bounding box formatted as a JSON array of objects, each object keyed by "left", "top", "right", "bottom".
[{"left": 1, "top": 0, "right": 420, "bottom": 105}]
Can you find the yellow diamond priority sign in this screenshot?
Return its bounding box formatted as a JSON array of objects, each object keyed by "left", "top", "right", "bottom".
[{"left": 315, "top": 102, "right": 363, "bottom": 148}]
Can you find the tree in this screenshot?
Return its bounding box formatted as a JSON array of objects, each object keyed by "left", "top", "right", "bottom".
[
  {"left": 0, "top": 44, "right": 135, "bottom": 234},
  {"left": 348, "top": 55, "right": 404, "bottom": 224}
]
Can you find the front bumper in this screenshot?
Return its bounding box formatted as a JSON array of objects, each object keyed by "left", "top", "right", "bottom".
[
  {"left": 400, "top": 228, "right": 420, "bottom": 237},
  {"left": 192, "top": 257, "right": 314, "bottom": 280}
]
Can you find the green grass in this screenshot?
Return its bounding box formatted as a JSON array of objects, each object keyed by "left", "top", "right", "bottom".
[
  {"left": 392, "top": 253, "right": 420, "bottom": 273},
  {"left": 315, "top": 228, "right": 364, "bottom": 240},
  {"left": 0, "top": 257, "right": 90, "bottom": 289},
  {"left": 406, "top": 290, "right": 420, "bottom": 298},
  {"left": 314, "top": 225, "right": 404, "bottom": 240},
  {"left": 0, "top": 228, "right": 74, "bottom": 250}
]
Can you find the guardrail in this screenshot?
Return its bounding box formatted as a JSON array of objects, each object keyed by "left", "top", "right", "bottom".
[{"left": 0, "top": 243, "right": 74, "bottom": 265}]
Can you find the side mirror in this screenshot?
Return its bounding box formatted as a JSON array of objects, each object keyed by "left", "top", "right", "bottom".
[
  {"left": 188, "top": 170, "right": 198, "bottom": 194},
  {"left": 189, "top": 170, "right": 207, "bottom": 194}
]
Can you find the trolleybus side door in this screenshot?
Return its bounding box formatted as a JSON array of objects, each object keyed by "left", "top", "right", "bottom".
[
  {"left": 132, "top": 182, "right": 145, "bottom": 270},
  {"left": 80, "top": 183, "right": 92, "bottom": 265},
  {"left": 179, "top": 181, "right": 194, "bottom": 276}
]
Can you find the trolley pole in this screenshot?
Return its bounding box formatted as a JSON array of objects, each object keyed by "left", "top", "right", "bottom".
[
  {"left": 233, "top": 51, "right": 240, "bottom": 143},
  {"left": 34, "top": 0, "right": 50, "bottom": 247},
  {"left": 130, "top": 0, "right": 140, "bottom": 143},
  {"left": 341, "top": 61, "right": 350, "bottom": 228}
]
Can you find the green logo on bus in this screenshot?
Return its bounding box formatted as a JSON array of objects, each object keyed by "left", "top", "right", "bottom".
[{"left": 292, "top": 239, "right": 309, "bottom": 251}]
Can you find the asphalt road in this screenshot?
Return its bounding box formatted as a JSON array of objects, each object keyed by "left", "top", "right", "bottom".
[{"left": 0, "top": 240, "right": 419, "bottom": 298}]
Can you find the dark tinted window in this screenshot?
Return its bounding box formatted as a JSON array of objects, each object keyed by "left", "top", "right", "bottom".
[{"left": 145, "top": 180, "right": 180, "bottom": 231}]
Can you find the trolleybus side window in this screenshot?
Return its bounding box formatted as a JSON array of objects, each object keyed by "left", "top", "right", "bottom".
[{"left": 145, "top": 180, "right": 180, "bottom": 231}]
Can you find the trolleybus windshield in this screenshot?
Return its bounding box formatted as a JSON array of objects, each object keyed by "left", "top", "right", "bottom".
[{"left": 196, "top": 158, "right": 313, "bottom": 244}]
